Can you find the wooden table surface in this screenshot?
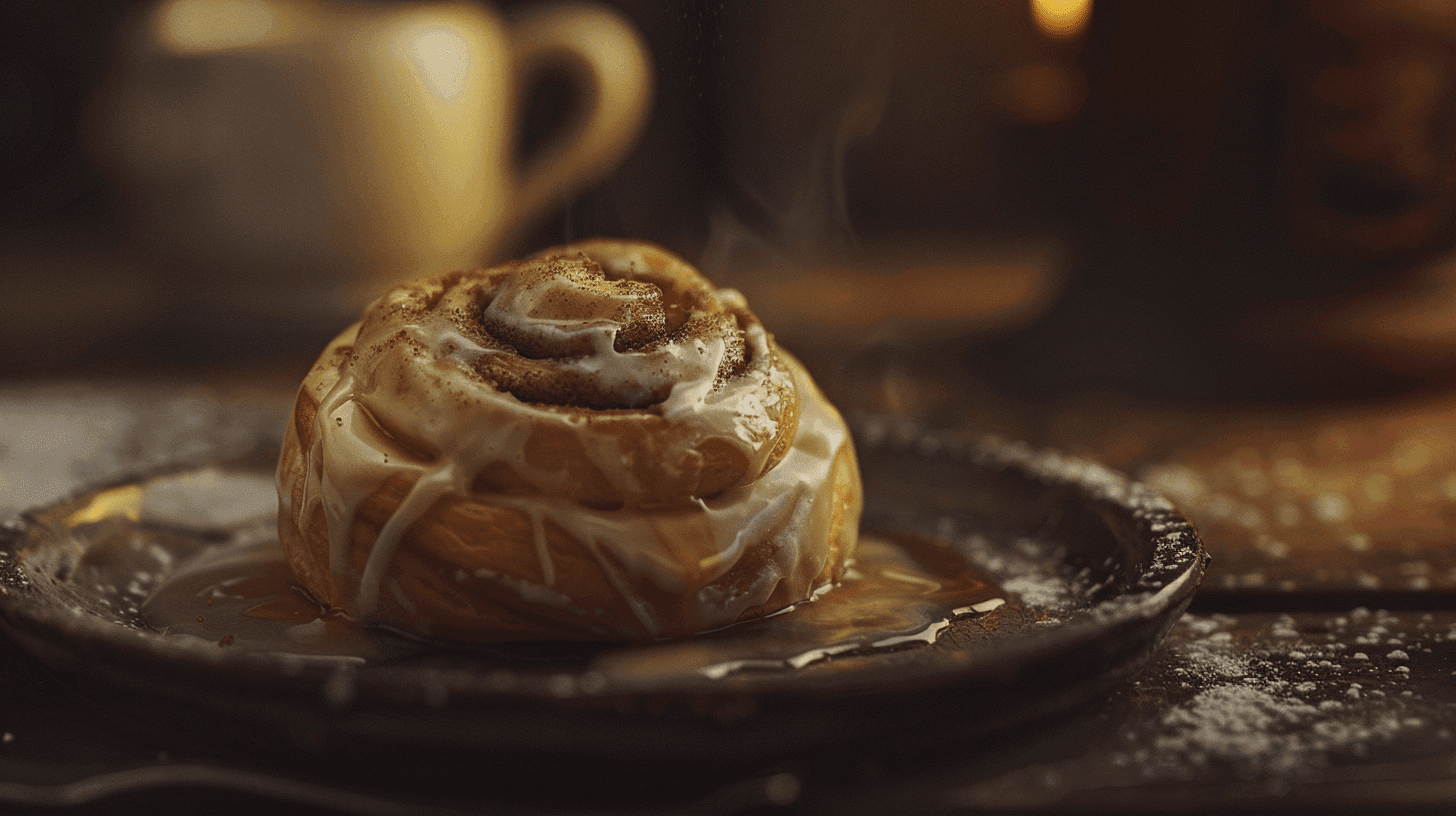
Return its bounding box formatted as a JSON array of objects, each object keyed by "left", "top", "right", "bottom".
[
  {"left": 5, "top": 227, "right": 1456, "bottom": 812},
  {"left": 3, "top": 358, "right": 1456, "bottom": 815}
]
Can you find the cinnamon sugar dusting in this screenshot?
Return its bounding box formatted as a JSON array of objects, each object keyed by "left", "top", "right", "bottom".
[
  {"left": 484, "top": 255, "right": 667, "bottom": 354},
  {"left": 356, "top": 251, "right": 757, "bottom": 412}
]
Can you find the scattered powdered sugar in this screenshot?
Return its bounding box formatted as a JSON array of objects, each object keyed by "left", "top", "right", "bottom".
[
  {"left": 855, "top": 419, "right": 1203, "bottom": 626},
  {"left": 933, "top": 606, "right": 1456, "bottom": 810},
  {"left": 1170, "top": 627, "right": 1248, "bottom": 682},
  {"left": 1134, "top": 611, "right": 1455, "bottom": 786},
  {"left": 952, "top": 531, "right": 1085, "bottom": 617},
  {"left": 1157, "top": 684, "right": 1322, "bottom": 773},
  {"left": 1150, "top": 679, "right": 1414, "bottom": 781},
  {"left": 1139, "top": 428, "right": 1456, "bottom": 595}
]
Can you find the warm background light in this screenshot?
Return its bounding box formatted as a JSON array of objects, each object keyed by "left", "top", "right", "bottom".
[
  {"left": 155, "top": 0, "right": 286, "bottom": 55},
  {"left": 1031, "top": 0, "right": 1092, "bottom": 39},
  {"left": 407, "top": 24, "right": 474, "bottom": 101},
  {"left": 997, "top": 62, "right": 1087, "bottom": 123}
]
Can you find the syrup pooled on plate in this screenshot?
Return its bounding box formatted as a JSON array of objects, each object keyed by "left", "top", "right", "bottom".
[
  {"left": 139, "top": 537, "right": 392, "bottom": 662},
  {"left": 594, "top": 533, "right": 1006, "bottom": 682},
  {"left": 34, "top": 465, "right": 1014, "bottom": 680}
]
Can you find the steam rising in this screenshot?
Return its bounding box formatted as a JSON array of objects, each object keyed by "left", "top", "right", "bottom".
[{"left": 701, "top": 64, "right": 889, "bottom": 280}]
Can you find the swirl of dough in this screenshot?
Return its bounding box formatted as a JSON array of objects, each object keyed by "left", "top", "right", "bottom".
[{"left": 276, "top": 240, "right": 861, "bottom": 641}]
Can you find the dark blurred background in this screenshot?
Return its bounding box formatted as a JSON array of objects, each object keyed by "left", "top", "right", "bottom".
[
  {"left": 4, "top": 0, "right": 1456, "bottom": 403},
  {"left": 0, "top": 0, "right": 1087, "bottom": 249}
]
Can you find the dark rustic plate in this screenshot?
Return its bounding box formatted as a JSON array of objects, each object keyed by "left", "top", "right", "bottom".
[{"left": 0, "top": 414, "right": 1206, "bottom": 810}]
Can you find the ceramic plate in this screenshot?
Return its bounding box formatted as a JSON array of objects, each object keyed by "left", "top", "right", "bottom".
[{"left": 0, "top": 413, "right": 1206, "bottom": 809}]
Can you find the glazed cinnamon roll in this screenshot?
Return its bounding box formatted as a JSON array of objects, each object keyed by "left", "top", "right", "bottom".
[{"left": 276, "top": 240, "right": 861, "bottom": 641}]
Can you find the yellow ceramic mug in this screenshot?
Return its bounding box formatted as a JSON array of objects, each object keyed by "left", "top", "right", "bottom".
[{"left": 95, "top": 0, "right": 652, "bottom": 317}]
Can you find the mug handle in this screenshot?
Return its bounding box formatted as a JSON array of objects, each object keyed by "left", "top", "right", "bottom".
[{"left": 508, "top": 3, "right": 653, "bottom": 242}]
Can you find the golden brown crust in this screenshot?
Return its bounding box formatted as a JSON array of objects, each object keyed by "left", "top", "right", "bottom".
[
  {"left": 276, "top": 240, "right": 861, "bottom": 641},
  {"left": 280, "top": 420, "right": 861, "bottom": 640}
]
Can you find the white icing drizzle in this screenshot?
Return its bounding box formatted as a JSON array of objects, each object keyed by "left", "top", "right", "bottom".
[
  {"left": 283, "top": 244, "right": 859, "bottom": 638},
  {"left": 528, "top": 509, "right": 554, "bottom": 587},
  {"left": 355, "top": 467, "right": 455, "bottom": 614}
]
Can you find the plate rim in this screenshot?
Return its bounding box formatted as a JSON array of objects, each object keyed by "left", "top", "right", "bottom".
[{"left": 0, "top": 415, "right": 1209, "bottom": 713}]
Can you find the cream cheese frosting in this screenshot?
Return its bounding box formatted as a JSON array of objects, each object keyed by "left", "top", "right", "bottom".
[{"left": 276, "top": 240, "right": 861, "bottom": 640}]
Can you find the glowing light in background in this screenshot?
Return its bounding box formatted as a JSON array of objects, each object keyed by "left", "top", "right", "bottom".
[
  {"left": 998, "top": 62, "right": 1087, "bottom": 123},
  {"left": 155, "top": 0, "right": 284, "bottom": 55},
  {"left": 1031, "top": 0, "right": 1092, "bottom": 39},
  {"left": 407, "top": 25, "right": 473, "bottom": 101},
  {"left": 67, "top": 484, "right": 143, "bottom": 525}
]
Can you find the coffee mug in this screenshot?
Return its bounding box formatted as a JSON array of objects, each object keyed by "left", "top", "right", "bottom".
[{"left": 93, "top": 0, "right": 652, "bottom": 318}]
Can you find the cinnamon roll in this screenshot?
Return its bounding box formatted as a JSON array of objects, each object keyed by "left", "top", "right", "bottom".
[{"left": 276, "top": 240, "right": 861, "bottom": 641}]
